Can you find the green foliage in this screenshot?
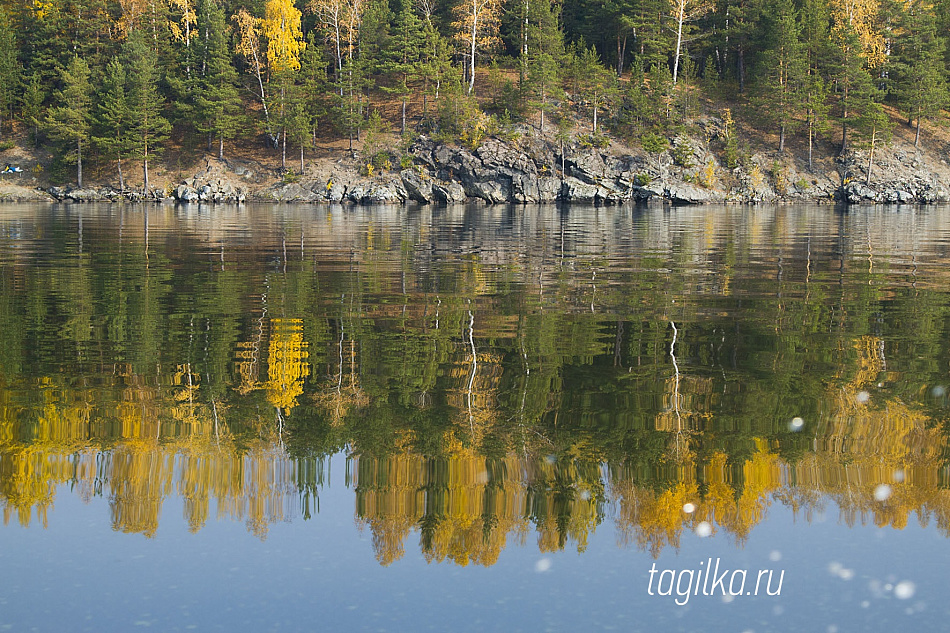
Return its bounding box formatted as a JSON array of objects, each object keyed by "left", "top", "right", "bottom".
[
  {"left": 45, "top": 55, "right": 93, "bottom": 186},
  {"left": 671, "top": 139, "right": 694, "bottom": 168},
  {"left": 93, "top": 57, "right": 132, "bottom": 189},
  {"left": 125, "top": 30, "right": 172, "bottom": 190},
  {"left": 641, "top": 131, "right": 668, "bottom": 155},
  {"left": 0, "top": 11, "right": 19, "bottom": 134},
  {"left": 21, "top": 71, "right": 46, "bottom": 147},
  {"left": 771, "top": 161, "right": 789, "bottom": 194},
  {"left": 722, "top": 109, "right": 739, "bottom": 169},
  {"left": 194, "top": 0, "right": 243, "bottom": 159}
]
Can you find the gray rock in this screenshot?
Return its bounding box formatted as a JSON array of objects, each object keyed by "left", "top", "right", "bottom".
[
  {"left": 566, "top": 152, "right": 607, "bottom": 185},
  {"left": 401, "top": 169, "right": 433, "bottom": 203},
  {"left": 175, "top": 184, "right": 199, "bottom": 203},
  {"left": 65, "top": 188, "right": 102, "bottom": 202},
  {"left": 328, "top": 183, "right": 346, "bottom": 203},
  {"left": 364, "top": 184, "right": 401, "bottom": 203},
  {"left": 561, "top": 177, "right": 599, "bottom": 202},
  {"left": 666, "top": 182, "right": 720, "bottom": 204},
  {"left": 464, "top": 178, "right": 510, "bottom": 203},
  {"left": 538, "top": 177, "right": 561, "bottom": 202},
  {"left": 432, "top": 181, "right": 466, "bottom": 203},
  {"left": 347, "top": 185, "right": 367, "bottom": 203}
]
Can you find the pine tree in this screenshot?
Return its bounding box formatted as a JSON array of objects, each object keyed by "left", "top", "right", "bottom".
[
  {"left": 752, "top": 0, "right": 807, "bottom": 153},
  {"left": 297, "top": 32, "right": 329, "bottom": 149},
  {"left": 21, "top": 71, "right": 46, "bottom": 148},
  {"left": 194, "top": 0, "right": 243, "bottom": 159},
  {"left": 125, "top": 30, "right": 171, "bottom": 192},
  {"left": 0, "top": 12, "right": 19, "bottom": 136},
  {"left": 93, "top": 57, "right": 132, "bottom": 191},
  {"left": 890, "top": 0, "right": 948, "bottom": 148},
  {"left": 381, "top": 0, "right": 424, "bottom": 134},
  {"left": 831, "top": 23, "right": 877, "bottom": 153},
  {"left": 524, "top": 0, "right": 563, "bottom": 133},
  {"left": 579, "top": 45, "right": 617, "bottom": 133},
  {"left": 46, "top": 56, "right": 93, "bottom": 187}
]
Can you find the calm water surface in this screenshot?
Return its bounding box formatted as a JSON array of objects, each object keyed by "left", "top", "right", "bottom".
[{"left": 1, "top": 202, "right": 949, "bottom": 631}]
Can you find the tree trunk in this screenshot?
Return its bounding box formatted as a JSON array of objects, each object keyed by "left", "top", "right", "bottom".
[
  {"left": 737, "top": 45, "right": 745, "bottom": 93},
  {"left": 468, "top": 5, "right": 478, "bottom": 95},
  {"left": 915, "top": 106, "right": 921, "bottom": 148},
  {"left": 219, "top": 135, "right": 224, "bottom": 160},
  {"left": 117, "top": 157, "right": 124, "bottom": 191},
  {"left": 866, "top": 127, "right": 876, "bottom": 186},
  {"left": 808, "top": 118, "right": 813, "bottom": 171},
  {"left": 672, "top": 0, "right": 685, "bottom": 85},
  {"left": 300, "top": 143, "right": 305, "bottom": 174},
  {"left": 779, "top": 124, "right": 785, "bottom": 154},
  {"left": 77, "top": 137, "right": 83, "bottom": 188},
  {"left": 402, "top": 98, "right": 407, "bottom": 135}
]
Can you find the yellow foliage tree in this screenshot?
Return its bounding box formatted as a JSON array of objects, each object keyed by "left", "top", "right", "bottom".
[
  {"left": 452, "top": 0, "right": 503, "bottom": 94},
  {"left": 262, "top": 0, "right": 305, "bottom": 74}
]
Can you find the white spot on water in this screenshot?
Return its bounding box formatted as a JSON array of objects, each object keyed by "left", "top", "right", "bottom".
[
  {"left": 827, "top": 626, "right": 839, "bottom": 633},
  {"left": 535, "top": 558, "right": 552, "bottom": 573},
  {"left": 856, "top": 391, "right": 870, "bottom": 404},
  {"left": 579, "top": 489, "right": 591, "bottom": 501},
  {"left": 694, "top": 521, "right": 712, "bottom": 538},
  {"left": 893, "top": 470, "right": 905, "bottom": 483},
  {"left": 722, "top": 593, "right": 735, "bottom": 604},
  {"left": 789, "top": 417, "right": 804, "bottom": 431},
  {"left": 874, "top": 484, "right": 892, "bottom": 502},
  {"left": 839, "top": 569, "right": 855, "bottom": 581},
  {"left": 544, "top": 455, "right": 557, "bottom": 466},
  {"left": 894, "top": 581, "right": 915, "bottom": 600},
  {"left": 772, "top": 605, "right": 784, "bottom": 616},
  {"left": 828, "top": 562, "right": 842, "bottom": 576},
  {"left": 683, "top": 503, "right": 696, "bottom": 514},
  {"left": 769, "top": 550, "right": 782, "bottom": 562},
  {"left": 861, "top": 601, "right": 870, "bottom": 608},
  {"left": 932, "top": 386, "right": 946, "bottom": 398}
]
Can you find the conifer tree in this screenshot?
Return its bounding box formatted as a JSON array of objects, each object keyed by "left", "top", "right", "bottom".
[
  {"left": 125, "top": 30, "right": 171, "bottom": 192},
  {"left": 194, "top": 0, "right": 243, "bottom": 159},
  {"left": 0, "top": 13, "right": 19, "bottom": 136},
  {"left": 890, "top": 1, "right": 948, "bottom": 148},
  {"left": 382, "top": 0, "right": 424, "bottom": 134},
  {"left": 94, "top": 57, "right": 132, "bottom": 191},
  {"left": 46, "top": 56, "right": 93, "bottom": 187},
  {"left": 753, "top": 0, "right": 806, "bottom": 153},
  {"left": 21, "top": 71, "right": 46, "bottom": 148},
  {"left": 524, "top": 0, "right": 563, "bottom": 133}
]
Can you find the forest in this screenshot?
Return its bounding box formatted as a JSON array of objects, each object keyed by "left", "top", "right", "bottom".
[{"left": 0, "top": 0, "right": 947, "bottom": 188}]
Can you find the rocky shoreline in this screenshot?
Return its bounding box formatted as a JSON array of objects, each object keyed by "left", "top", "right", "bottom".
[{"left": 9, "top": 126, "right": 950, "bottom": 206}]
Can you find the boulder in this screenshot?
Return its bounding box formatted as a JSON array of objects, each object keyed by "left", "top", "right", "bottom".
[
  {"left": 561, "top": 177, "right": 599, "bottom": 202},
  {"left": 401, "top": 169, "right": 433, "bottom": 203},
  {"left": 432, "top": 181, "right": 466, "bottom": 203},
  {"left": 175, "top": 185, "right": 199, "bottom": 203},
  {"left": 65, "top": 188, "right": 102, "bottom": 202}
]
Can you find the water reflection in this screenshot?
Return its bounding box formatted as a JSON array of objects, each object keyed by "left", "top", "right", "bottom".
[{"left": 2, "top": 203, "right": 950, "bottom": 566}]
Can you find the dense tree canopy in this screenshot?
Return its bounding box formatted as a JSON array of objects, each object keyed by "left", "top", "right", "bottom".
[{"left": 0, "top": 0, "right": 946, "bottom": 186}]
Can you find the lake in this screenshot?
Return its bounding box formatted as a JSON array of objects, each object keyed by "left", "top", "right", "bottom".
[{"left": 1, "top": 202, "right": 947, "bottom": 631}]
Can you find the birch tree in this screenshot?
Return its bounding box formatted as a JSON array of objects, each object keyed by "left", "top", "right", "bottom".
[{"left": 452, "top": 0, "right": 503, "bottom": 94}]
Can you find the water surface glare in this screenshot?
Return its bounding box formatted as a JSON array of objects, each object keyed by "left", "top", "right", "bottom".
[{"left": 1, "top": 202, "right": 949, "bottom": 631}]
